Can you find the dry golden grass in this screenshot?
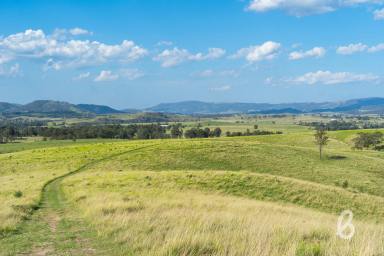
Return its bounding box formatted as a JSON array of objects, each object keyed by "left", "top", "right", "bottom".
[
  {"left": 2, "top": 128, "right": 384, "bottom": 254},
  {"left": 0, "top": 141, "right": 148, "bottom": 232},
  {"left": 63, "top": 170, "right": 384, "bottom": 255}
]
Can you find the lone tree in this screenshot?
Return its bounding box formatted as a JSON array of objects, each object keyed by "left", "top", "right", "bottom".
[{"left": 314, "top": 128, "right": 329, "bottom": 160}]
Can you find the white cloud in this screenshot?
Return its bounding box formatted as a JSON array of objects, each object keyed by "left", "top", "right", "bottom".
[
  {"left": 289, "top": 47, "right": 326, "bottom": 60},
  {"left": 210, "top": 85, "right": 232, "bottom": 91},
  {"left": 290, "top": 70, "right": 379, "bottom": 85},
  {"left": 0, "top": 63, "right": 20, "bottom": 77},
  {"left": 0, "top": 29, "right": 51, "bottom": 54},
  {"left": 154, "top": 48, "right": 190, "bottom": 67},
  {"left": 374, "top": 8, "right": 384, "bottom": 19},
  {"left": 0, "top": 29, "right": 148, "bottom": 69},
  {"left": 44, "top": 58, "right": 63, "bottom": 71},
  {"left": 52, "top": 28, "right": 92, "bottom": 40},
  {"left": 78, "top": 69, "right": 143, "bottom": 82},
  {"left": 69, "top": 28, "right": 92, "bottom": 36},
  {"left": 337, "top": 43, "right": 368, "bottom": 55},
  {"left": 247, "top": 0, "right": 384, "bottom": 16},
  {"left": 120, "top": 68, "right": 144, "bottom": 80},
  {"left": 73, "top": 72, "right": 90, "bottom": 80},
  {"left": 368, "top": 43, "right": 384, "bottom": 52},
  {"left": 0, "top": 53, "right": 12, "bottom": 64},
  {"left": 203, "top": 48, "right": 226, "bottom": 59},
  {"left": 233, "top": 41, "right": 281, "bottom": 62},
  {"left": 336, "top": 42, "right": 384, "bottom": 54},
  {"left": 94, "top": 70, "right": 119, "bottom": 82},
  {"left": 154, "top": 47, "right": 225, "bottom": 67}
]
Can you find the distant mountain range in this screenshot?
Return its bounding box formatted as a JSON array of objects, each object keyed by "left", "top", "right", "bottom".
[
  {"left": 1, "top": 98, "right": 384, "bottom": 117},
  {"left": 147, "top": 98, "right": 384, "bottom": 115}
]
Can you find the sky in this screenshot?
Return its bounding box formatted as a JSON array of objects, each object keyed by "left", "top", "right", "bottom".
[{"left": 0, "top": 0, "right": 384, "bottom": 109}]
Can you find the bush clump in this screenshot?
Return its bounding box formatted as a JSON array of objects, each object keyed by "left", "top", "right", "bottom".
[{"left": 13, "top": 190, "right": 23, "bottom": 198}]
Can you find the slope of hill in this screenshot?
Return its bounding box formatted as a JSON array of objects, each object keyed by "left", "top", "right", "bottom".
[
  {"left": 20, "top": 100, "right": 82, "bottom": 113},
  {"left": 0, "top": 100, "right": 123, "bottom": 117},
  {"left": 76, "top": 104, "right": 123, "bottom": 115},
  {"left": 314, "top": 98, "right": 384, "bottom": 114},
  {"left": 0, "top": 102, "right": 20, "bottom": 113},
  {"left": 1, "top": 97, "right": 384, "bottom": 117},
  {"left": 2, "top": 131, "right": 384, "bottom": 255},
  {"left": 147, "top": 98, "right": 384, "bottom": 114},
  {"left": 146, "top": 100, "right": 335, "bottom": 114},
  {"left": 4, "top": 100, "right": 87, "bottom": 117}
]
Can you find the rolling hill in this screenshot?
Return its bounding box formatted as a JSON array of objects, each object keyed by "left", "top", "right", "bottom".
[
  {"left": 1, "top": 97, "right": 384, "bottom": 117},
  {"left": 147, "top": 98, "right": 384, "bottom": 115},
  {"left": 76, "top": 104, "right": 124, "bottom": 115},
  {"left": 2, "top": 130, "right": 384, "bottom": 255},
  {"left": 0, "top": 100, "right": 122, "bottom": 117},
  {"left": 0, "top": 102, "right": 20, "bottom": 113}
]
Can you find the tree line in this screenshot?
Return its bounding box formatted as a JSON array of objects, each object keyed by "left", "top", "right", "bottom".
[
  {"left": 299, "top": 120, "right": 384, "bottom": 131},
  {"left": 0, "top": 122, "right": 285, "bottom": 143},
  {"left": 225, "top": 129, "right": 282, "bottom": 137},
  {"left": 0, "top": 123, "right": 220, "bottom": 142}
]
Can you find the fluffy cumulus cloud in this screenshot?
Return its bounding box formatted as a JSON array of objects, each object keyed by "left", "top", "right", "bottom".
[
  {"left": 201, "top": 48, "right": 226, "bottom": 59},
  {"left": 233, "top": 41, "right": 281, "bottom": 62},
  {"left": 93, "top": 69, "right": 144, "bottom": 82},
  {"left": 154, "top": 47, "right": 225, "bottom": 67},
  {"left": 337, "top": 42, "right": 384, "bottom": 54},
  {"left": 336, "top": 43, "right": 368, "bottom": 55},
  {"left": 94, "top": 70, "right": 119, "bottom": 82},
  {"left": 290, "top": 70, "right": 379, "bottom": 85},
  {"left": 368, "top": 43, "right": 384, "bottom": 52},
  {"left": 0, "top": 29, "right": 148, "bottom": 70},
  {"left": 289, "top": 47, "right": 326, "bottom": 60},
  {"left": 247, "top": 0, "right": 384, "bottom": 16}
]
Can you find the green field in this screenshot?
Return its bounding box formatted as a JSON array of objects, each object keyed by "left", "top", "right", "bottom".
[{"left": 1, "top": 123, "right": 384, "bottom": 255}]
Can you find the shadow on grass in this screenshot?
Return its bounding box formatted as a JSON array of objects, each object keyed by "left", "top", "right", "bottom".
[{"left": 327, "top": 155, "right": 347, "bottom": 160}]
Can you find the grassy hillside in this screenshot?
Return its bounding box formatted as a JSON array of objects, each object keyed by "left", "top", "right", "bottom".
[
  {"left": 0, "top": 141, "right": 151, "bottom": 233},
  {"left": 1, "top": 127, "right": 384, "bottom": 255},
  {"left": 62, "top": 170, "right": 384, "bottom": 255},
  {"left": 90, "top": 135, "right": 384, "bottom": 198}
]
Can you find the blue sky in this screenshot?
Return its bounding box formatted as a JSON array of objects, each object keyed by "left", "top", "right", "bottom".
[{"left": 0, "top": 0, "right": 384, "bottom": 108}]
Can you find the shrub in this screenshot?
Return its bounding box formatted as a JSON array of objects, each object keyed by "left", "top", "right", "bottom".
[
  {"left": 352, "top": 132, "right": 383, "bottom": 150},
  {"left": 13, "top": 190, "right": 23, "bottom": 198}
]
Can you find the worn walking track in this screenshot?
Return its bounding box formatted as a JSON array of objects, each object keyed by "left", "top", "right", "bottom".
[{"left": 0, "top": 144, "right": 156, "bottom": 256}]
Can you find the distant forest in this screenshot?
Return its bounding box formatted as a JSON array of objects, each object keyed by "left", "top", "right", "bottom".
[
  {"left": 298, "top": 120, "right": 384, "bottom": 131},
  {"left": 0, "top": 119, "right": 283, "bottom": 143}
]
